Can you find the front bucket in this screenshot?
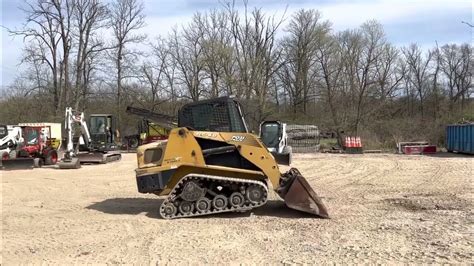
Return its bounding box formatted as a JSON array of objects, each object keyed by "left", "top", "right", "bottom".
[
  {"left": 272, "top": 152, "right": 291, "bottom": 166},
  {"left": 277, "top": 168, "right": 329, "bottom": 218},
  {"left": 58, "top": 157, "right": 81, "bottom": 169},
  {"left": 1, "top": 158, "right": 35, "bottom": 170}
]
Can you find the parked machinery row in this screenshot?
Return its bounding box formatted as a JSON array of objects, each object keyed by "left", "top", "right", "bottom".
[
  {"left": 1, "top": 123, "right": 61, "bottom": 169},
  {"left": 1, "top": 108, "right": 121, "bottom": 170},
  {"left": 2, "top": 98, "right": 328, "bottom": 221},
  {"left": 1, "top": 102, "right": 294, "bottom": 170}
]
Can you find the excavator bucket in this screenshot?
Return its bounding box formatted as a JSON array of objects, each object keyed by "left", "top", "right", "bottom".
[
  {"left": 58, "top": 157, "right": 81, "bottom": 169},
  {"left": 1, "top": 158, "right": 35, "bottom": 170},
  {"left": 272, "top": 152, "right": 291, "bottom": 166},
  {"left": 277, "top": 168, "right": 329, "bottom": 218}
]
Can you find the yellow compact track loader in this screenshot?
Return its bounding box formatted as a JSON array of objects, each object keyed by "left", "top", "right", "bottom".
[{"left": 134, "top": 97, "right": 329, "bottom": 219}]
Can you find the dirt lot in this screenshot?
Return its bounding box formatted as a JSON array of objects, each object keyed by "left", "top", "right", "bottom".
[{"left": 1, "top": 153, "right": 472, "bottom": 264}]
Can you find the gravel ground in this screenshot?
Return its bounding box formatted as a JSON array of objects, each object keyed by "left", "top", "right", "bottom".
[{"left": 1, "top": 153, "right": 472, "bottom": 264}]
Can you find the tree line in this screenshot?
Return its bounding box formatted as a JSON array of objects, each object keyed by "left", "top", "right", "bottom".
[{"left": 1, "top": 0, "right": 472, "bottom": 148}]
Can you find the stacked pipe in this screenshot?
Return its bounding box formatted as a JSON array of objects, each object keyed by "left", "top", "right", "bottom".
[{"left": 344, "top": 136, "right": 363, "bottom": 154}]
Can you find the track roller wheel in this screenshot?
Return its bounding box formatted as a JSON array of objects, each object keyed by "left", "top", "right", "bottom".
[
  {"left": 230, "top": 192, "right": 245, "bottom": 207},
  {"left": 196, "top": 197, "right": 211, "bottom": 213},
  {"left": 161, "top": 202, "right": 177, "bottom": 217},
  {"left": 178, "top": 201, "right": 194, "bottom": 215},
  {"left": 246, "top": 185, "right": 265, "bottom": 204},
  {"left": 212, "top": 195, "right": 228, "bottom": 210}
]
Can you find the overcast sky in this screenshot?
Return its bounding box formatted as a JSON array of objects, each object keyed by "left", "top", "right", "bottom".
[{"left": 1, "top": 0, "right": 472, "bottom": 87}]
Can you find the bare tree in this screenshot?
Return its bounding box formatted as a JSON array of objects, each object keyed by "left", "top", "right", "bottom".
[
  {"left": 374, "top": 44, "right": 404, "bottom": 101},
  {"left": 153, "top": 38, "right": 179, "bottom": 105},
  {"left": 138, "top": 38, "right": 172, "bottom": 110},
  {"left": 51, "top": 0, "right": 75, "bottom": 109},
  {"left": 169, "top": 17, "right": 205, "bottom": 102},
  {"left": 461, "top": 21, "right": 473, "bottom": 28},
  {"left": 315, "top": 34, "right": 344, "bottom": 142},
  {"left": 227, "top": 3, "right": 286, "bottom": 124},
  {"left": 109, "top": 0, "right": 146, "bottom": 127},
  {"left": 278, "top": 9, "right": 331, "bottom": 114},
  {"left": 334, "top": 21, "right": 388, "bottom": 133},
  {"left": 11, "top": 0, "right": 64, "bottom": 114},
  {"left": 440, "top": 44, "right": 473, "bottom": 112},
  {"left": 199, "top": 10, "right": 234, "bottom": 98},
  {"left": 429, "top": 44, "right": 441, "bottom": 118},
  {"left": 402, "top": 43, "right": 433, "bottom": 119},
  {"left": 72, "top": 0, "right": 108, "bottom": 110}
]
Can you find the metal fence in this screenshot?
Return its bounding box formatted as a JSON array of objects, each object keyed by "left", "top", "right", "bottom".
[{"left": 286, "top": 124, "right": 320, "bottom": 153}]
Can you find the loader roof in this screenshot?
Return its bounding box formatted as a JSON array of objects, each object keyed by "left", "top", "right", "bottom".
[{"left": 178, "top": 96, "right": 248, "bottom": 133}]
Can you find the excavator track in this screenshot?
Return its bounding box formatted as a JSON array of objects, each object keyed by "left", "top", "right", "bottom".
[
  {"left": 159, "top": 174, "right": 268, "bottom": 219},
  {"left": 105, "top": 153, "right": 122, "bottom": 163}
]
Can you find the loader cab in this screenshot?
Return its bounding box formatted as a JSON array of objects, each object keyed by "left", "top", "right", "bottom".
[
  {"left": 0, "top": 125, "right": 7, "bottom": 139},
  {"left": 18, "top": 126, "right": 46, "bottom": 157},
  {"left": 89, "top": 114, "right": 118, "bottom": 151},
  {"left": 259, "top": 121, "right": 287, "bottom": 153},
  {"left": 178, "top": 97, "right": 248, "bottom": 133},
  {"left": 23, "top": 127, "right": 42, "bottom": 146}
]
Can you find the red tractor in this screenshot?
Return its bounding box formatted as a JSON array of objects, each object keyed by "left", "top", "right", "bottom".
[{"left": 2, "top": 123, "right": 61, "bottom": 169}]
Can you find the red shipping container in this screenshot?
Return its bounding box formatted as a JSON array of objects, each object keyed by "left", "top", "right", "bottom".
[{"left": 402, "top": 145, "right": 437, "bottom": 155}]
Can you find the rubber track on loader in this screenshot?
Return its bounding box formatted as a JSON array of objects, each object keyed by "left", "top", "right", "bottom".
[{"left": 159, "top": 174, "right": 268, "bottom": 219}]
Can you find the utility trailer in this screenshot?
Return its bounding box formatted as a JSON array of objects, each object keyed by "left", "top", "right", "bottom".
[{"left": 397, "top": 141, "right": 437, "bottom": 155}]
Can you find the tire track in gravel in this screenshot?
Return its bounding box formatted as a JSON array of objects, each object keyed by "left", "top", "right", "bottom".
[
  {"left": 293, "top": 154, "right": 360, "bottom": 184},
  {"left": 2, "top": 153, "right": 473, "bottom": 264}
]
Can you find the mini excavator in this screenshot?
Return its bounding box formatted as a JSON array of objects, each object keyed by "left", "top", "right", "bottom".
[
  {"left": 59, "top": 107, "right": 121, "bottom": 169},
  {"left": 134, "top": 97, "right": 329, "bottom": 219}
]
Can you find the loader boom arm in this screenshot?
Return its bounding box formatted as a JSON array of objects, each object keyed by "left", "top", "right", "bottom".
[
  {"left": 126, "top": 106, "right": 176, "bottom": 130},
  {"left": 64, "top": 107, "right": 91, "bottom": 159}
]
